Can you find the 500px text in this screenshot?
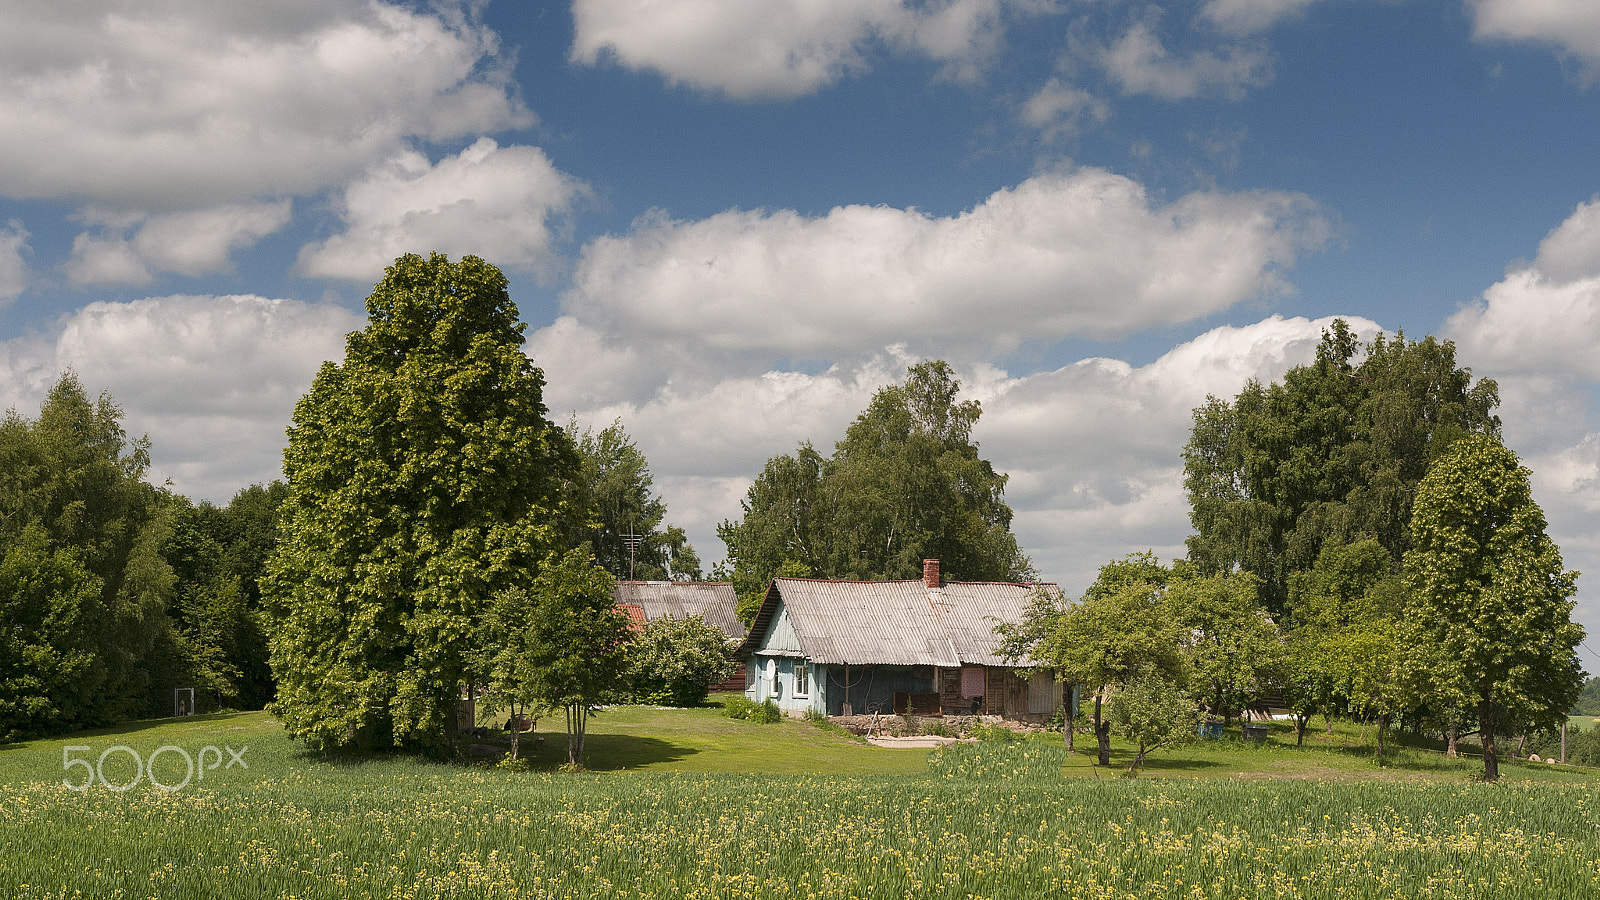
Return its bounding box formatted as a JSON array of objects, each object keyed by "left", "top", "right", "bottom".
[{"left": 63, "top": 744, "right": 248, "bottom": 792}]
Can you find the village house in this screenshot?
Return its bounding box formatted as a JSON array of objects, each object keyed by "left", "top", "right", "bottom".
[
  {"left": 613, "top": 580, "right": 748, "bottom": 693},
  {"left": 734, "top": 560, "right": 1068, "bottom": 721}
]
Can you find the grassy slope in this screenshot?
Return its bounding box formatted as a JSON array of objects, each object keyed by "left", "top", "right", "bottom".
[{"left": 503, "top": 704, "right": 930, "bottom": 774}]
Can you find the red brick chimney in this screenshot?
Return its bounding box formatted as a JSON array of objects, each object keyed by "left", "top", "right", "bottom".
[{"left": 923, "top": 559, "right": 941, "bottom": 588}]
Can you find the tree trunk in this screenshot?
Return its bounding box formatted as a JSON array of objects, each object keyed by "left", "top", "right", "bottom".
[
  {"left": 1446, "top": 723, "right": 1459, "bottom": 758},
  {"left": 1094, "top": 691, "right": 1110, "bottom": 767},
  {"left": 1127, "top": 742, "right": 1147, "bottom": 775},
  {"left": 1480, "top": 706, "right": 1499, "bottom": 783},
  {"left": 1375, "top": 712, "right": 1387, "bottom": 762},
  {"left": 1294, "top": 713, "right": 1308, "bottom": 746},
  {"left": 1063, "top": 686, "right": 1075, "bottom": 753},
  {"left": 1514, "top": 733, "right": 1527, "bottom": 759},
  {"left": 567, "top": 702, "right": 588, "bottom": 768},
  {"left": 508, "top": 701, "right": 522, "bottom": 761}
]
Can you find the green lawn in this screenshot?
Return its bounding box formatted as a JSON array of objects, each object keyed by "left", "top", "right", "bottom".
[
  {"left": 495, "top": 703, "right": 931, "bottom": 774},
  {"left": 5, "top": 711, "right": 1600, "bottom": 899}
]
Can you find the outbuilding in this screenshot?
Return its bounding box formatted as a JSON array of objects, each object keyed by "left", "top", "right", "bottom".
[{"left": 613, "top": 581, "right": 748, "bottom": 693}]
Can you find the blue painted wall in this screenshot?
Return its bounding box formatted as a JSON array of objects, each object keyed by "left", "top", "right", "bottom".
[{"left": 819, "top": 664, "right": 936, "bottom": 716}]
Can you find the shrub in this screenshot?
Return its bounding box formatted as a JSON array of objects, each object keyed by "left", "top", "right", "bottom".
[
  {"left": 721, "top": 696, "right": 781, "bottom": 724},
  {"left": 1046, "top": 705, "right": 1066, "bottom": 732},
  {"left": 969, "top": 723, "right": 1022, "bottom": 742},
  {"left": 629, "top": 615, "right": 737, "bottom": 707}
]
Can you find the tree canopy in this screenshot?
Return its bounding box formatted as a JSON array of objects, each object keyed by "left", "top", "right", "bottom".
[
  {"left": 566, "top": 420, "right": 700, "bottom": 582},
  {"left": 159, "top": 482, "right": 287, "bottom": 712},
  {"left": 1402, "top": 434, "right": 1584, "bottom": 781},
  {"left": 0, "top": 375, "right": 172, "bottom": 738},
  {"left": 1184, "top": 322, "right": 1499, "bottom": 614},
  {"left": 719, "top": 361, "right": 1032, "bottom": 619},
  {"left": 1000, "top": 553, "right": 1186, "bottom": 766},
  {"left": 265, "top": 253, "right": 578, "bottom": 754},
  {"left": 519, "top": 548, "right": 631, "bottom": 768},
  {"left": 627, "top": 615, "right": 737, "bottom": 708}
]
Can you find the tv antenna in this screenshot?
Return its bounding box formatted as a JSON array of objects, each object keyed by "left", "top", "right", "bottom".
[{"left": 622, "top": 527, "right": 645, "bottom": 580}]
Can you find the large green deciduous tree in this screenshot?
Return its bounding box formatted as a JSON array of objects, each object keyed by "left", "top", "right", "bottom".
[
  {"left": 1402, "top": 434, "right": 1583, "bottom": 782},
  {"left": 566, "top": 420, "right": 701, "bottom": 582},
  {"left": 265, "top": 253, "right": 577, "bottom": 755},
  {"left": 0, "top": 375, "right": 173, "bottom": 737},
  {"left": 719, "top": 361, "right": 1031, "bottom": 618},
  {"left": 1165, "top": 569, "right": 1281, "bottom": 725},
  {"left": 1184, "top": 322, "right": 1499, "bottom": 614}
]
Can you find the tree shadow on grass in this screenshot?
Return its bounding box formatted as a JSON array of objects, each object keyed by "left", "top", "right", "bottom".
[
  {"left": 514, "top": 733, "right": 700, "bottom": 772},
  {"left": 0, "top": 711, "right": 257, "bottom": 752},
  {"left": 1060, "top": 751, "right": 1228, "bottom": 776}
]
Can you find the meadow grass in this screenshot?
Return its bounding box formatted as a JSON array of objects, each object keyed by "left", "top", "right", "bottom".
[{"left": 3, "top": 711, "right": 1599, "bottom": 899}]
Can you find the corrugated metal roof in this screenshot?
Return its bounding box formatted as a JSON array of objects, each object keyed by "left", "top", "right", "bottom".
[
  {"left": 738, "top": 577, "right": 1058, "bottom": 666},
  {"left": 611, "top": 581, "right": 747, "bottom": 641}
]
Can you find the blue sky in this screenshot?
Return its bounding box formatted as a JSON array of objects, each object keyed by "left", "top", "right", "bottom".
[{"left": 4, "top": 0, "right": 1600, "bottom": 649}]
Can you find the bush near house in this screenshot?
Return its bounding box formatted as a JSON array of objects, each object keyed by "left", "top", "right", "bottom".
[{"left": 630, "top": 615, "right": 738, "bottom": 708}]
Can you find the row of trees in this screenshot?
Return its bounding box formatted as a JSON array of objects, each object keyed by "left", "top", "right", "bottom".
[
  {"left": 0, "top": 378, "right": 289, "bottom": 741},
  {"left": 0, "top": 254, "right": 705, "bottom": 757},
  {"left": 1007, "top": 325, "right": 1584, "bottom": 781}
]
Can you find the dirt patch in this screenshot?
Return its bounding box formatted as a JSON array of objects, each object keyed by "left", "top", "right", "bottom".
[{"left": 866, "top": 736, "right": 960, "bottom": 749}]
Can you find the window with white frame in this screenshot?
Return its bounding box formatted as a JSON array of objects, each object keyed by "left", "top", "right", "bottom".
[{"left": 794, "top": 663, "right": 809, "bottom": 697}]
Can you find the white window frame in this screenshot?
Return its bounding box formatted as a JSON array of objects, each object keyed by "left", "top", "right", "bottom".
[{"left": 794, "top": 663, "right": 809, "bottom": 697}]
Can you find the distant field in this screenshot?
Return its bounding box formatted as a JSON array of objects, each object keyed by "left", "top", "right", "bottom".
[{"left": 3, "top": 710, "right": 1599, "bottom": 899}]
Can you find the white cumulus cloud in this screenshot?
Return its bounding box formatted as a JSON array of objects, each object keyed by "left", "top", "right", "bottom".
[
  {"left": 1, "top": 294, "right": 361, "bottom": 502},
  {"left": 1100, "top": 22, "right": 1272, "bottom": 100},
  {"left": 1447, "top": 195, "right": 1600, "bottom": 635},
  {"left": 536, "top": 315, "right": 1373, "bottom": 593},
  {"left": 1448, "top": 196, "right": 1600, "bottom": 383},
  {"left": 973, "top": 314, "right": 1377, "bottom": 589},
  {"left": 1471, "top": 0, "right": 1600, "bottom": 77},
  {"left": 566, "top": 168, "right": 1325, "bottom": 368},
  {"left": 297, "top": 138, "right": 588, "bottom": 282},
  {"left": 569, "top": 0, "right": 1016, "bottom": 100},
  {"left": 68, "top": 201, "right": 293, "bottom": 286},
  {"left": 1020, "top": 79, "right": 1110, "bottom": 142},
  {"left": 0, "top": 0, "right": 530, "bottom": 208}
]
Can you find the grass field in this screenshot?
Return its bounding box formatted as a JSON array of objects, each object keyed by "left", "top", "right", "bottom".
[{"left": 3, "top": 709, "right": 1599, "bottom": 899}]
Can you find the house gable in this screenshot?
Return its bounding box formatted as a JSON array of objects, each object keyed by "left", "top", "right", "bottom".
[{"left": 752, "top": 598, "right": 804, "bottom": 658}]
